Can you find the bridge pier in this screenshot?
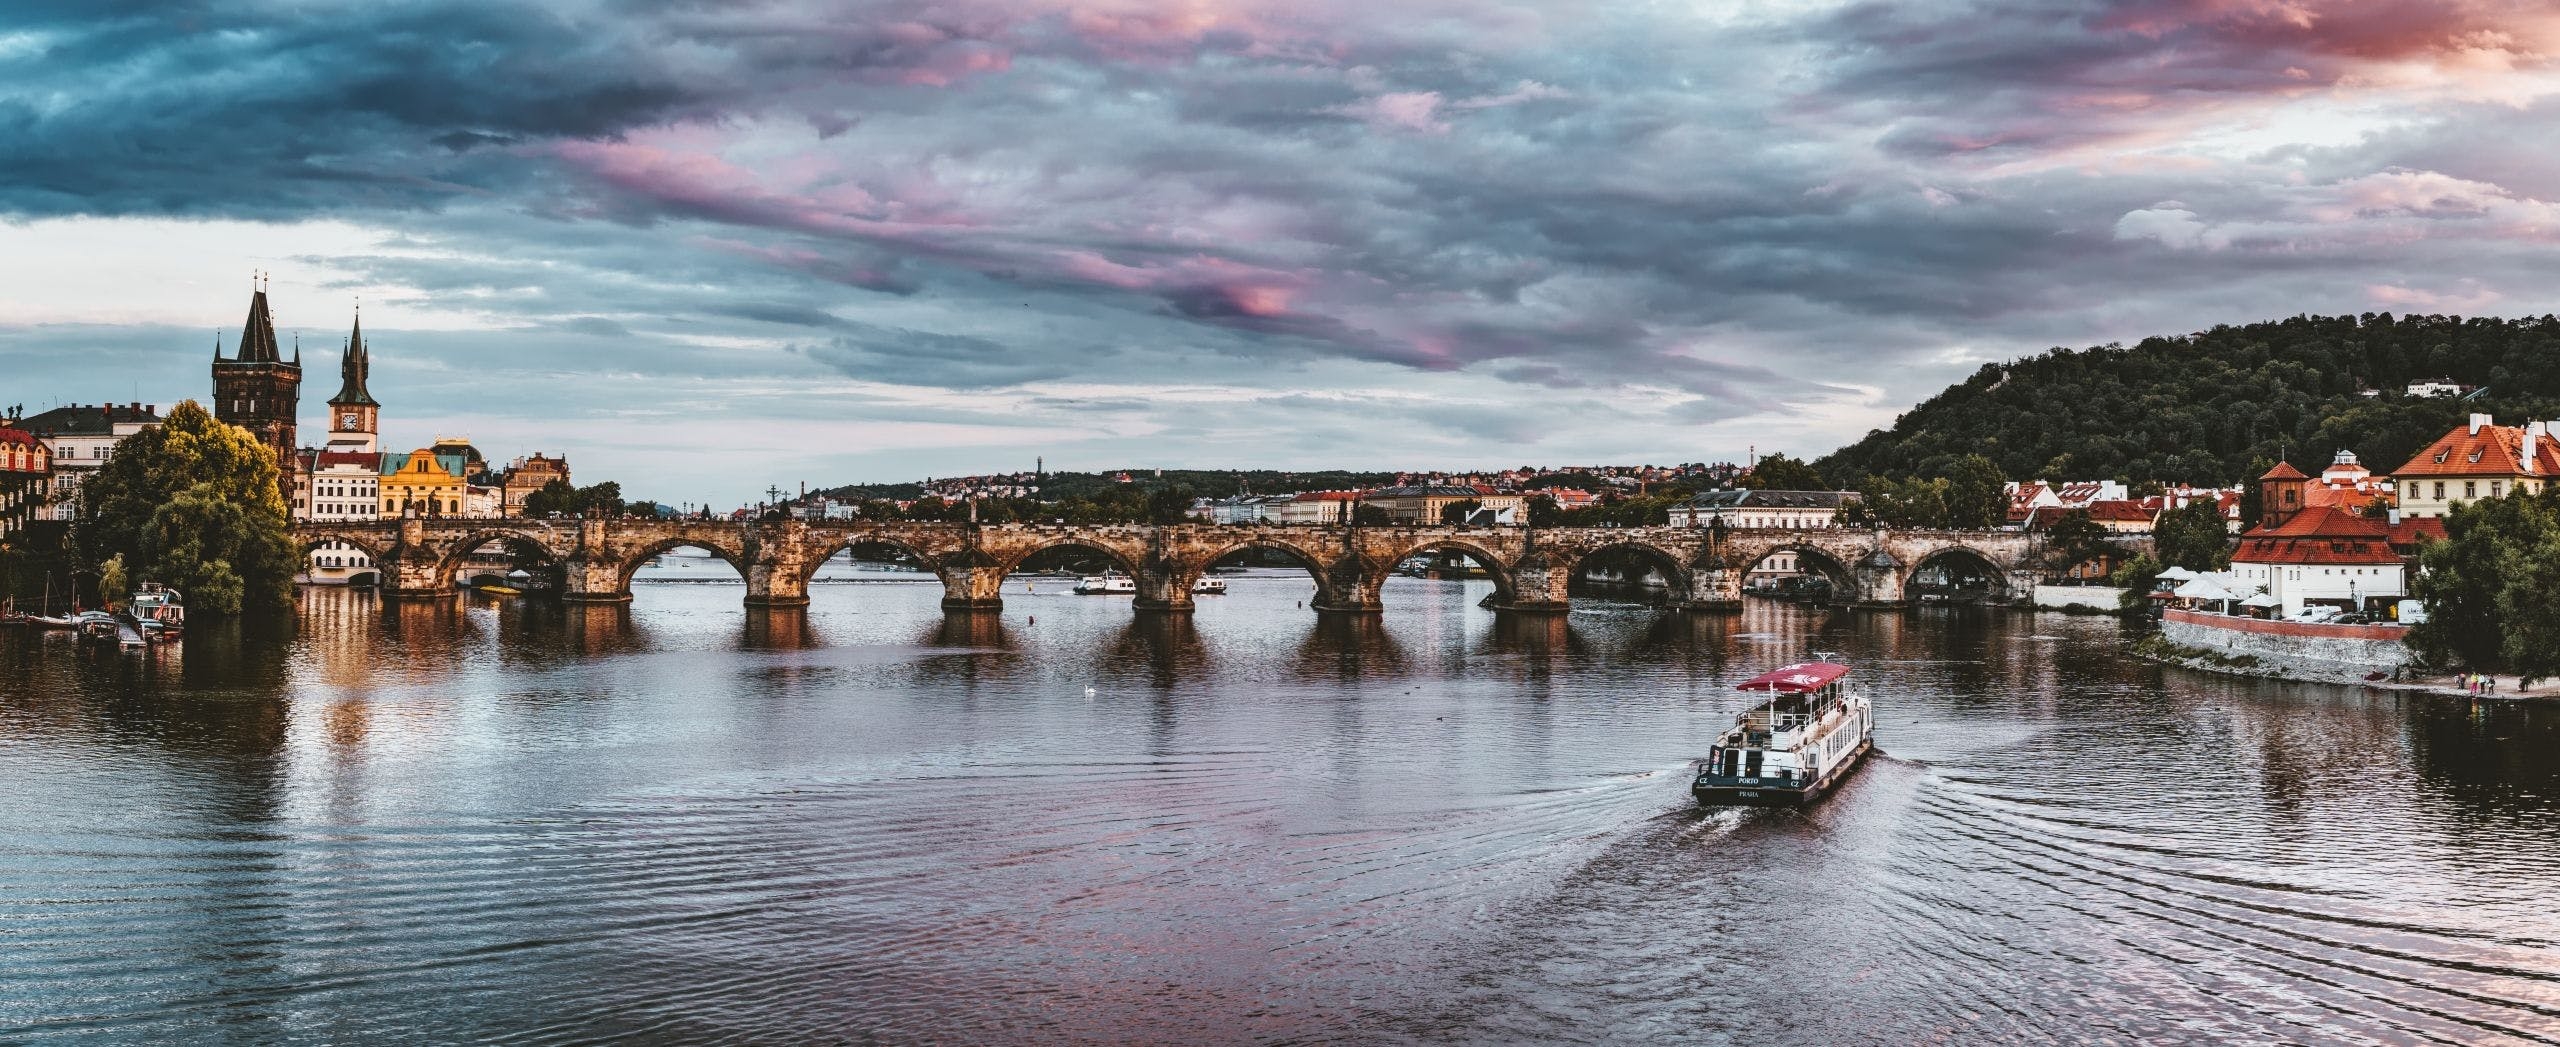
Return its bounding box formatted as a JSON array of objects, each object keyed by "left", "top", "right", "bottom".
[
  {"left": 938, "top": 558, "right": 1007, "bottom": 612},
  {"left": 1674, "top": 566, "right": 1744, "bottom": 612},
  {"left": 1132, "top": 563, "right": 1194, "bottom": 614},
  {"left": 558, "top": 555, "right": 631, "bottom": 603},
  {"left": 1850, "top": 548, "right": 1905, "bottom": 608},
  {"left": 379, "top": 516, "right": 457, "bottom": 598},
  {"left": 1492, "top": 553, "right": 1572, "bottom": 614}
]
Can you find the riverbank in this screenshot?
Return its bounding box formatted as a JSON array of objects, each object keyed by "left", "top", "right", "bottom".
[
  {"left": 2134, "top": 632, "right": 2556, "bottom": 700},
  {"left": 2130, "top": 632, "right": 2386, "bottom": 686}
]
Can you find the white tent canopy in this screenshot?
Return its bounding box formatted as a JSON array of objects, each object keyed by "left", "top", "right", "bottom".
[
  {"left": 2155, "top": 566, "right": 2198, "bottom": 581},
  {"left": 2174, "top": 578, "right": 2238, "bottom": 601},
  {"left": 2239, "top": 592, "right": 2280, "bottom": 608}
]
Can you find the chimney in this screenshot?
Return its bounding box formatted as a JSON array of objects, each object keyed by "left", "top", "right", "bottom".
[
  {"left": 2527, "top": 422, "right": 2544, "bottom": 475},
  {"left": 2470, "top": 412, "right": 2492, "bottom": 435},
  {"left": 146, "top": 405, "right": 154, "bottom": 415}
]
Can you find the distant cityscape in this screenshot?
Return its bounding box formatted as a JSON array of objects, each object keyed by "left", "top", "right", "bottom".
[{"left": 0, "top": 284, "right": 2548, "bottom": 625}]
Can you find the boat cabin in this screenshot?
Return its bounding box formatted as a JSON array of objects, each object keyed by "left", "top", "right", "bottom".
[{"left": 1707, "top": 662, "right": 1852, "bottom": 783}]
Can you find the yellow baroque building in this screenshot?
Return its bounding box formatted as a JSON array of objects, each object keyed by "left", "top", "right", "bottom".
[{"left": 380, "top": 447, "right": 468, "bottom": 517}]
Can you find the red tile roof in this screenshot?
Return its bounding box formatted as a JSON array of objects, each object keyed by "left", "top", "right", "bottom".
[
  {"left": 2393, "top": 421, "right": 2560, "bottom": 478},
  {"left": 2259, "top": 461, "right": 2308, "bottom": 480},
  {"left": 2236, "top": 506, "right": 2402, "bottom": 566},
  {"left": 2389, "top": 517, "right": 2447, "bottom": 547},
  {"left": 2083, "top": 499, "right": 2158, "bottom": 523}
]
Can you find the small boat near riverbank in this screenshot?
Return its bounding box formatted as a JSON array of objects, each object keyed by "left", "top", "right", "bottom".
[
  {"left": 1192, "top": 577, "right": 1226, "bottom": 595},
  {"left": 127, "top": 584, "right": 184, "bottom": 638},
  {"left": 1694, "top": 659, "right": 1874, "bottom": 807},
  {"left": 1074, "top": 572, "right": 1137, "bottom": 595}
]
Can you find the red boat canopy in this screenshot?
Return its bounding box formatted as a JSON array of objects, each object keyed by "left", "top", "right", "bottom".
[{"left": 1735, "top": 662, "right": 1851, "bottom": 693}]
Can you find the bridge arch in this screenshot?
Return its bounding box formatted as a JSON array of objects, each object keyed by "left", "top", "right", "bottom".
[
  {"left": 1729, "top": 540, "right": 1862, "bottom": 604},
  {"left": 295, "top": 529, "right": 390, "bottom": 564},
  {"left": 1564, "top": 540, "right": 1697, "bottom": 604},
  {"left": 615, "top": 533, "right": 752, "bottom": 594},
  {"left": 431, "top": 527, "right": 573, "bottom": 589},
  {"left": 1374, "top": 536, "right": 1518, "bottom": 607},
  {"left": 1904, "top": 543, "right": 2020, "bottom": 605},
  {"left": 998, "top": 536, "right": 1145, "bottom": 578},
  {"left": 297, "top": 529, "right": 393, "bottom": 587},
  {"left": 798, "top": 531, "right": 957, "bottom": 590},
  {"left": 1186, "top": 536, "right": 1348, "bottom": 606}
]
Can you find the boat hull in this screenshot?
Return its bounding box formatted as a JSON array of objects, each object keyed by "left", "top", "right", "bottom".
[{"left": 1693, "top": 738, "right": 1871, "bottom": 808}]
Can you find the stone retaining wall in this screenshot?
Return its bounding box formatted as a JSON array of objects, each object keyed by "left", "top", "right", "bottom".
[
  {"left": 2159, "top": 608, "right": 2410, "bottom": 682},
  {"left": 2034, "top": 585, "right": 2126, "bottom": 611}
]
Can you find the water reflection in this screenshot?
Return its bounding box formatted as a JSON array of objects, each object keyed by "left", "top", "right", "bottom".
[
  {"left": 1294, "top": 613, "right": 1408, "bottom": 682},
  {"left": 740, "top": 607, "right": 815, "bottom": 650},
  {"left": 1103, "top": 614, "right": 1208, "bottom": 691},
  {"left": 6, "top": 581, "right": 2560, "bottom": 1044}
]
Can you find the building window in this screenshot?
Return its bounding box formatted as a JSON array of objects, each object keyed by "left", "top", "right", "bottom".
[
  {"left": 2435, "top": 482, "right": 2446, "bottom": 499},
  {"left": 2465, "top": 481, "right": 2477, "bottom": 499},
  {"left": 2492, "top": 481, "right": 2504, "bottom": 497}
]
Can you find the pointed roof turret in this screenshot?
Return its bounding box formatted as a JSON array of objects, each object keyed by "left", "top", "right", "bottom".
[
  {"left": 234, "top": 282, "right": 282, "bottom": 363},
  {"left": 331, "top": 307, "right": 378, "bottom": 406}
]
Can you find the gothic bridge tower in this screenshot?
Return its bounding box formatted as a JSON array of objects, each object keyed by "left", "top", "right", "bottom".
[{"left": 211, "top": 275, "right": 302, "bottom": 501}]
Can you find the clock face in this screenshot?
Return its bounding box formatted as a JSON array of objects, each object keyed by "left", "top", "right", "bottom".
[{"left": 341, "top": 412, "right": 358, "bottom": 429}]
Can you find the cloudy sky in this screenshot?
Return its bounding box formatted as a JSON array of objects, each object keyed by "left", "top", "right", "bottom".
[{"left": 4, "top": 0, "right": 2557, "bottom": 502}]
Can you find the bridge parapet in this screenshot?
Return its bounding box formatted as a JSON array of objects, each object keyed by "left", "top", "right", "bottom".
[{"left": 286, "top": 518, "right": 2067, "bottom": 615}]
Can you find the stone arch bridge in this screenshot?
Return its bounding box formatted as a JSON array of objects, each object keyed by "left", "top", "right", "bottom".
[{"left": 292, "top": 517, "right": 2118, "bottom": 614}]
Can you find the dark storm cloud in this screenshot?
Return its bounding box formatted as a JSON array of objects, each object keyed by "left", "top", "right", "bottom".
[
  {"left": 6, "top": 0, "right": 2558, "bottom": 494},
  {"left": 798, "top": 322, "right": 1098, "bottom": 388}
]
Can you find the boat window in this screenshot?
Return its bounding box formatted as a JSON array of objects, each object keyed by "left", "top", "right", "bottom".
[{"left": 1744, "top": 751, "right": 1763, "bottom": 777}]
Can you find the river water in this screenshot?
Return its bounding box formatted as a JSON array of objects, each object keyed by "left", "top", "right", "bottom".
[{"left": 5, "top": 556, "right": 2559, "bottom": 1044}]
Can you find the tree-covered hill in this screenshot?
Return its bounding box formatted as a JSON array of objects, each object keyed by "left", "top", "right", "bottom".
[{"left": 1816, "top": 313, "right": 2560, "bottom": 487}]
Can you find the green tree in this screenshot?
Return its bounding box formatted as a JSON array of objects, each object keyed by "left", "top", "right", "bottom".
[
  {"left": 1438, "top": 498, "right": 1483, "bottom": 525},
  {"left": 1810, "top": 313, "right": 2560, "bottom": 490},
  {"left": 78, "top": 400, "right": 295, "bottom": 616},
  {"left": 2408, "top": 487, "right": 2560, "bottom": 682},
  {"left": 95, "top": 553, "right": 128, "bottom": 611},
  {"left": 1742, "top": 453, "right": 1826, "bottom": 491},
  {"left": 522, "top": 479, "right": 626, "bottom": 518},
  {"left": 1525, "top": 494, "right": 1564, "bottom": 527},
  {"left": 1144, "top": 485, "right": 1196, "bottom": 525},
  {"left": 2110, "top": 552, "right": 2164, "bottom": 613},
  {"left": 1853, "top": 475, "right": 1950, "bottom": 528},
  {"left": 2039, "top": 508, "right": 2114, "bottom": 576},
  {"left": 1352, "top": 503, "right": 1392, "bottom": 526},
  {"left": 2152, "top": 501, "right": 2233, "bottom": 571},
  {"left": 1942, "top": 454, "right": 2009, "bottom": 529}
]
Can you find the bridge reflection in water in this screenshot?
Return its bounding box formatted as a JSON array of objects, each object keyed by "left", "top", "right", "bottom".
[{"left": 289, "top": 517, "right": 2115, "bottom": 615}]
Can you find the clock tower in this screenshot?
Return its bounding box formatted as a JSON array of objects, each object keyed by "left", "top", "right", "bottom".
[{"left": 325, "top": 307, "right": 379, "bottom": 454}]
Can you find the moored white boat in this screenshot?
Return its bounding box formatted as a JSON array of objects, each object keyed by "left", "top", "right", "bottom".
[
  {"left": 1074, "top": 572, "right": 1137, "bottom": 595},
  {"left": 1192, "top": 577, "right": 1226, "bottom": 595},
  {"left": 1694, "top": 659, "right": 1874, "bottom": 807},
  {"left": 127, "top": 584, "right": 184, "bottom": 638}
]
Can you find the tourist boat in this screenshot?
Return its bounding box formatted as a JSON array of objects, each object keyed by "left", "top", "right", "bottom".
[
  {"left": 127, "top": 584, "right": 184, "bottom": 637},
  {"left": 1074, "top": 572, "right": 1137, "bottom": 595},
  {"left": 1694, "top": 659, "right": 1874, "bottom": 807},
  {"left": 1192, "top": 577, "right": 1227, "bottom": 595}
]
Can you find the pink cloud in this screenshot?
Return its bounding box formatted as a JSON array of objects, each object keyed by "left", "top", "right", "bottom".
[{"left": 2367, "top": 282, "right": 2504, "bottom": 311}]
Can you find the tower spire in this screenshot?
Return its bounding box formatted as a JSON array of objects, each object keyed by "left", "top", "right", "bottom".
[
  {"left": 331, "top": 304, "right": 377, "bottom": 407},
  {"left": 234, "top": 282, "right": 281, "bottom": 362}
]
